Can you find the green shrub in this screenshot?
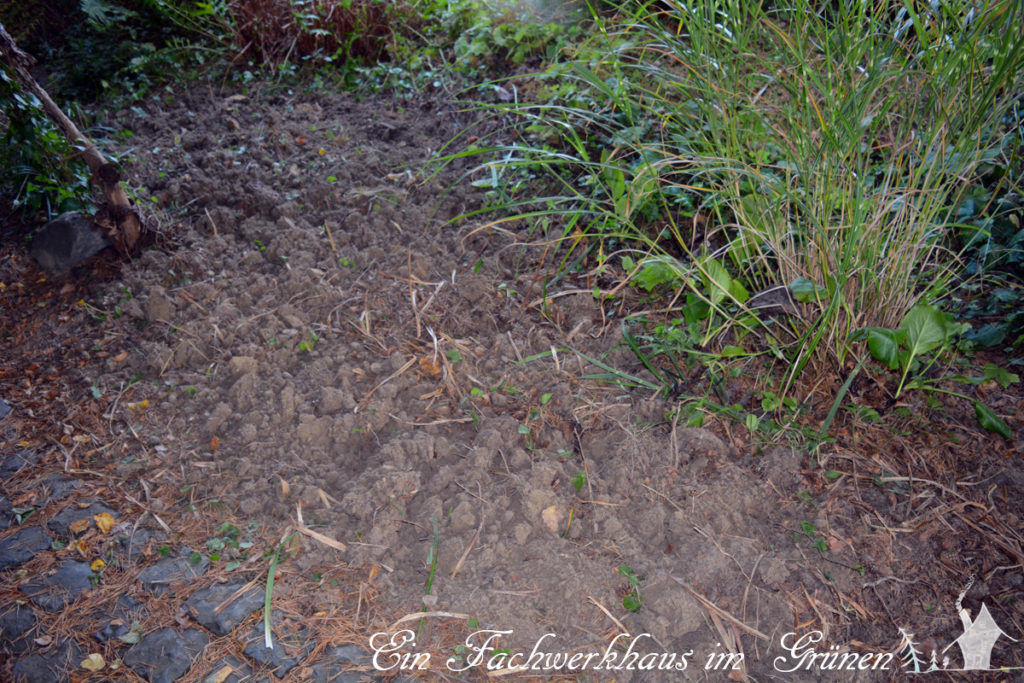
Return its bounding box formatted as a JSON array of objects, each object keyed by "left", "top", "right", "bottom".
[
  {"left": 0, "top": 66, "right": 93, "bottom": 219},
  {"left": 446, "top": 0, "right": 1023, "bottom": 434}
]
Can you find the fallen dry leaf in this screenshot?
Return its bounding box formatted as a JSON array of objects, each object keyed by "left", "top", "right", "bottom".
[
  {"left": 94, "top": 512, "right": 115, "bottom": 534},
  {"left": 204, "top": 665, "right": 234, "bottom": 683},
  {"left": 418, "top": 356, "right": 441, "bottom": 376},
  {"left": 69, "top": 518, "right": 91, "bottom": 535},
  {"left": 80, "top": 653, "right": 105, "bottom": 671}
]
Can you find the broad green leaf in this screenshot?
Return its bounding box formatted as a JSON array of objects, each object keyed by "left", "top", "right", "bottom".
[
  {"left": 974, "top": 402, "right": 1011, "bottom": 439},
  {"left": 789, "top": 277, "right": 824, "bottom": 302},
  {"left": 866, "top": 328, "right": 902, "bottom": 370},
  {"left": 900, "top": 304, "right": 948, "bottom": 357},
  {"left": 700, "top": 258, "right": 732, "bottom": 305},
  {"left": 728, "top": 278, "right": 750, "bottom": 303},
  {"left": 720, "top": 345, "right": 746, "bottom": 357},
  {"left": 634, "top": 257, "right": 682, "bottom": 291}
]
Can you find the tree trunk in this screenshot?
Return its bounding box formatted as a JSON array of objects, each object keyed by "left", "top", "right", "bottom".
[{"left": 0, "top": 22, "right": 142, "bottom": 254}]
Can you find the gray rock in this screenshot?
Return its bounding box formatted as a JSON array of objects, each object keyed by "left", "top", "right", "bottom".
[
  {"left": 1, "top": 450, "right": 39, "bottom": 477},
  {"left": 29, "top": 211, "right": 112, "bottom": 275},
  {"left": 23, "top": 561, "right": 94, "bottom": 612},
  {"left": 0, "top": 397, "right": 10, "bottom": 419},
  {"left": 0, "top": 525, "right": 51, "bottom": 569},
  {"left": 93, "top": 595, "right": 144, "bottom": 643},
  {"left": 10, "top": 641, "right": 83, "bottom": 683},
  {"left": 0, "top": 605, "right": 37, "bottom": 654},
  {"left": 242, "top": 612, "right": 314, "bottom": 678},
  {"left": 36, "top": 474, "right": 82, "bottom": 502},
  {"left": 124, "top": 626, "right": 209, "bottom": 683},
  {"left": 311, "top": 645, "right": 371, "bottom": 683},
  {"left": 47, "top": 501, "right": 118, "bottom": 539},
  {"left": 185, "top": 581, "right": 263, "bottom": 635},
  {"left": 0, "top": 494, "right": 12, "bottom": 530},
  {"left": 111, "top": 526, "right": 167, "bottom": 564},
  {"left": 138, "top": 547, "right": 210, "bottom": 594}
]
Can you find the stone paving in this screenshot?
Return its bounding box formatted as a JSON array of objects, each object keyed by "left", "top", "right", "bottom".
[{"left": 0, "top": 398, "right": 381, "bottom": 682}]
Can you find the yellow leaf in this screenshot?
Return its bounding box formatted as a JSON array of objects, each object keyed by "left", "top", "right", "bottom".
[
  {"left": 317, "top": 147, "right": 326, "bottom": 156},
  {"left": 73, "top": 540, "right": 88, "bottom": 557},
  {"left": 127, "top": 400, "right": 149, "bottom": 412},
  {"left": 204, "top": 665, "right": 234, "bottom": 683},
  {"left": 69, "top": 518, "right": 91, "bottom": 535},
  {"left": 91, "top": 559, "right": 106, "bottom": 572},
  {"left": 81, "top": 653, "right": 105, "bottom": 671},
  {"left": 94, "top": 512, "right": 116, "bottom": 534}
]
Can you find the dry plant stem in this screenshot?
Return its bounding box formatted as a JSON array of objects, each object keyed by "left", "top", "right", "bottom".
[
  {"left": 670, "top": 576, "right": 769, "bottom": 641},
  {"left": 586, "top": 596, "right": 628, "bottom": 635},
  {"left": 386, "top": 611, "right": 470, "bottom": 631},
  {"left": 450, "top": 517, "right": 486, "bottom": 579}
]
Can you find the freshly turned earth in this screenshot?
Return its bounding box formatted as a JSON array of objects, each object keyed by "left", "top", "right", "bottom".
[{"left": 0, "top": 83, "right": 1021, "bottom": 682}]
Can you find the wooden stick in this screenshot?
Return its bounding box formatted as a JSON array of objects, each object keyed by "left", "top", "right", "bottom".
[{"left": 0, "top": 23, "right": 142, "bottom": 253}]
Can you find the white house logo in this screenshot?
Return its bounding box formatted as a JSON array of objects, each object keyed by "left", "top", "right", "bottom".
[{"left": 900, "top": 577, "right": 1020, "bottom": 674}]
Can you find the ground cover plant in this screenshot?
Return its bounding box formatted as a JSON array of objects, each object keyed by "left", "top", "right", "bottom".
[{"left": 446, "top": 0, "right": 1023, "bottom": 439}]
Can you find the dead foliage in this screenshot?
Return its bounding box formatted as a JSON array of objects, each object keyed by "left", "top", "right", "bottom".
[{"left": 230, "top": 0, "right": 394, "bottom": 67}]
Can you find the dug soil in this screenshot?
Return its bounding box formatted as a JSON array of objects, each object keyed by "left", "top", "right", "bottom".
[{"left": 2, "top": 84, "right": 1022, "bottom": 682}]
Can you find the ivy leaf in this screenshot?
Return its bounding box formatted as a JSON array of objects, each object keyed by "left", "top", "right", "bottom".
[{"left": 974, "top": 402, "right": 1011, "bottom": 439}]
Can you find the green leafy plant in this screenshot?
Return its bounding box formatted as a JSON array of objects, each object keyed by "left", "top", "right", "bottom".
[
  {"left": 0, "top": 66, "right": 93, "bottom": 219},
  {"left": 298, "top": 331, "right": 319, "bottom": 353},
  {"left": 854, "top": 303, "right": 1015, "bottom": 438},
  {"left": 617, "top": 565, "right": 643, "bottom": 612},
  {"left": 799, "top": 521, "right": 827, "bottom": 556},
  {"left": 443, "top": 0, "right": 1023, "bottom": 440},
  {"left": 204, "top": 521, "right": 254, "bottom": 570}
]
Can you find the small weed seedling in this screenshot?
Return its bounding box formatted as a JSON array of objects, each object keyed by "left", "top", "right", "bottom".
[
  {"left": 618, "top": 565, "right": 644, "bottom": 612},
  {"left": 799, "top": 521, "right": 827, "bottom": 556},
  {"left": 298, "top": 331, "right": 319, "bottom": 353}
]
